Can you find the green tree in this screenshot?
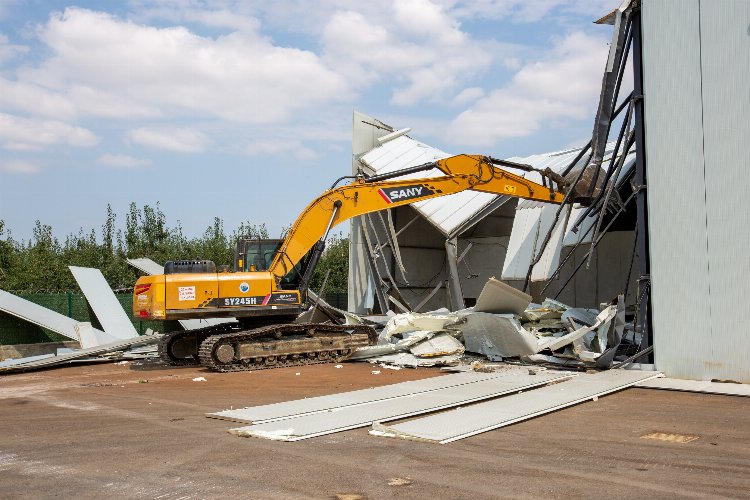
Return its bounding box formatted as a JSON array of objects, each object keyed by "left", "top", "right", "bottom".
[
  {"left": 0, "top": 206, "right": 350, "bottom": 297},
  {"left": 310, "top": 234, "right": 349, "bottom": 293}
]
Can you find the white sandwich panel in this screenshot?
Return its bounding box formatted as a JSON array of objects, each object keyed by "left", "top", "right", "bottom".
[
  {"left": 0, "top": 289, "right": 115, "bottom": 344},
  {"left": 69, "top": 266, "right": 137, "bottom": 340},
  {"left": 697, "top": 0, "right": 750, "bottom": 382},
  {"left": 228, "top": 371, "right": 570, "bottom": 441},
  {"left": 373, "top": 370, "right": 660, "bottom": 444},
  {"left": 210, "top": 372, "right": 514, "bottom": 424},
  {"left": 642, "top": 0, "right": 715, "bottom": 380}
]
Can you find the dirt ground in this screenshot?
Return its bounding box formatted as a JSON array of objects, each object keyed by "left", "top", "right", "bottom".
[{"left": 0, "top": 360, "right": 749, "bottom": 499}]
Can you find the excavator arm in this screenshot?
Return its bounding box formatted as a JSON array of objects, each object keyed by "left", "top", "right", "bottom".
[{"left": 268, "top": 154, "right": 568, "bottom": 280}]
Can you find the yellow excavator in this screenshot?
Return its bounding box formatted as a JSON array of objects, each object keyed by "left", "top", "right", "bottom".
[{"left": 133, "top": 154, "right": 573, "bottom": 371}]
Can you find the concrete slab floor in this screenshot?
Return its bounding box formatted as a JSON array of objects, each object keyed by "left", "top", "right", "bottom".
[{"left": 0, "top": 361, "right": 748, "bottom": 499}]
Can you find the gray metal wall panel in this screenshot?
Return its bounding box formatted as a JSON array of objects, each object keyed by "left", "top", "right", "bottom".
[
  {"left": 374, "top": 370, "right": 659, "bottom": 444},
  {"left": 230, "top": 372, "right": 568, "bottom": 441},
  {"left": 642, "top": 0, "right": 715, "bottom": 380},
  {"left": 644, "top": 0, "right": 750, "bottom": 382},
  {"left": 0, "top": 289, "right": 114, "bottom": 344},
  {"left": 210, "top": 372, "right": 509, "bottom": 424},
  {"left": 69, "top": 266, "right": 137, "bottom": 339},
  {"left": 698, "top": 0, "right": 750, "bottom": 381}
]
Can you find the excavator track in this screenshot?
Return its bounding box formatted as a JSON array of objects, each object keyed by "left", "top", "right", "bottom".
[
  {"left": 158, "top": 316, "right": 297, "bottom": 366},
  {"left": 198, "top": 323, "right": 377, "bottom": 372},
  {"left": 158, "top": 323, "right": 238, "bottom": 366}
]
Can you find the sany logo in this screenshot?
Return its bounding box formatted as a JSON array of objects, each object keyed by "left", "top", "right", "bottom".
[
  {"left": 239, "top": 282, "right": 250, "bottom": 293},
  {"left": 378, "top": 184, "right": 434, "bottom": 204}
]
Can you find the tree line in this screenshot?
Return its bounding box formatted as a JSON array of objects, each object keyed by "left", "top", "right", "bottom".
[{"left": 0, "top": 203, "right": 348, "bottom": 294}]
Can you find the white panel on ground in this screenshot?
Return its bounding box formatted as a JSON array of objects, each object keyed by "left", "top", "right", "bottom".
[
  {"left": 372, "top": 369, "right": 660, "bottom": 444},
  {"left": 211, "top": 372, "right": 513, "bottom": 424},
  {"left": 0, "top": 335, "right": 160, "bottom": 373},
  {"left": 228, "top": 371, "right": 571, "bottom": 441},
  {"left": 179, "top": 318, "right": 236, "bottom": 329},
  {"left": 69, "top": 266, "right": 137, "bottom": 340},
  {"left": 636, "top": 377, "right": 750, "bottom": 398},
  {"left": 0, "top": 289, "right": 116, "bottom": 344}
]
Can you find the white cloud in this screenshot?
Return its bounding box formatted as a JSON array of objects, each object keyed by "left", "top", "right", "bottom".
[
  {"left": 241, "top": 138, "right": 317, "bottom": 160},
  {"left": 0, "top": 33, "right": 28, "bottom": 63},
  {"left": 0, "top": 112, "right": 98, "bottom": 150},
  {"left": 444, "top": 31, "right": 609, "bottom": 146},
  {"left": 15, "top": 8, "right": 350, "bottom": 124},
  {"left": 0, "top": 78, "right": 77, "bottom": 120},
  {"left": 127, "top": 126, "right": 210, "bottom": 153},
  {"left": 130, "top": 1, "right": 261, "bottom": 32},
  {"left": 0, "top": 159, "right": 40, "bottom": 174},
  {"left": 439, "top": 0, "right": 617, "bottom": 23},
  {"left": 322, "top": 0, "right": 492, "bottom": 106},
  {"left": 97, "top": 154, "right": 152, "bottom": 168},
  {"left": 453, "top": 87, "right": 485, "bottom": 105}
]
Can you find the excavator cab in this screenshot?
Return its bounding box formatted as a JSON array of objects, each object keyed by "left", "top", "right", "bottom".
[
  {"left": 233, "top": 237, "right": 311, "bottom": 289},
  {"left": 234, "top": 238, "right": 282, "bottom": 272}
]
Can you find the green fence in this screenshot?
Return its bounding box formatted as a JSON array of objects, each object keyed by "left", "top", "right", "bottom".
[
  {"left": 0, "top": 292, "right": 164, "bottom": 345},
  {"left": 0, "top": 292, "right": 349, "bottom": 345}
]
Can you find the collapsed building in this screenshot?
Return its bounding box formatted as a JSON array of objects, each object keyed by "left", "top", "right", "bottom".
[{"left": 349, "top": 0, "right": 750, "bottom": 383}]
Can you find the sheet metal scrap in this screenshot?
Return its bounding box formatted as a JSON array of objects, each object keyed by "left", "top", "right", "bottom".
[
  {"left": 349, "top": 276, "right": 629, "bottom": 369},
  {"left": 0, "top": 334, "right": 162, "bottom": 374},
  {"left": 350, "top": 309, "right": 463, "bottom": 367},
  {"left": 474, "top": 278, "right": 531, "bottom": 316}
]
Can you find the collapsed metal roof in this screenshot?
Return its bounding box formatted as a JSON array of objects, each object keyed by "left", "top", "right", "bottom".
[
  {"left": 358, "top": 133, "right": 635, "bottom": 282},
  {"left": 358, "top": 135, "right": 494, "bottom": 237}
]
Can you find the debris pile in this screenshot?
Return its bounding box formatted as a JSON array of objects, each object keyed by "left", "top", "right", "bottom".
[{"left": 350, "top": 277, "right": 636, "bottom": 370}]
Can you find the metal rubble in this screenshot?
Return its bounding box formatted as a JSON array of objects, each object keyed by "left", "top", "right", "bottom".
[{"left": 348, "top": 276, "right": 635, "bottom": 370}]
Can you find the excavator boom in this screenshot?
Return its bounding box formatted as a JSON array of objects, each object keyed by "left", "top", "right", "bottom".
[{"left": 269, "top": 154, "right": 567, "bottom": 280}]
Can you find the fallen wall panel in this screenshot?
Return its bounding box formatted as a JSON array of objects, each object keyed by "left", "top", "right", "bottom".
[
  {"left": 229, "top": 371, "right": 572, "bottom": 441},
  {"left": 0, "top": 290, "right": 115, "bottom": 345},
  {"left": 125, "top": 257, "right": 164, "bottom": 276},
  {"left": 69, "top": 266, "right": 137, "bottom": 340},
  {"left": 372, "top": 369, "right": 660, "bottom": 444},
  {"left": 0, "top": 334, "right": 160, "bottom": 373},
  {"left": 210, "top": 372, "right": 516, "bottom": 424}
]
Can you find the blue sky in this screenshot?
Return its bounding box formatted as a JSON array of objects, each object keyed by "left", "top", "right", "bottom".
[{"left": 0, "top": 0, "right": 620, "bottom": 242}]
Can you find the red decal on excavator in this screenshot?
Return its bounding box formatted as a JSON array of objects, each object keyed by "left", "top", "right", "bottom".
[{"left": 377, "top": 188, "right": 392, "bottom": 204}]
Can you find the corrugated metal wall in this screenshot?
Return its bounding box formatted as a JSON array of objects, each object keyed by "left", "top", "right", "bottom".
[{"left": 643, "top": 0, "right": 750, "bottom": 382}]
